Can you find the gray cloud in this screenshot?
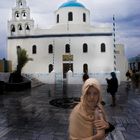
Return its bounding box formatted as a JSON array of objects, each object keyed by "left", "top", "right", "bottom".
[{"left": 0, "top": 0, "right": 140, "bottom": 59}]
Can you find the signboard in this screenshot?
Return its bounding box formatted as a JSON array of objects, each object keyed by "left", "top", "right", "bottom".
[{"left": 63, "top": 55, "right": 73, "bottom": 61}]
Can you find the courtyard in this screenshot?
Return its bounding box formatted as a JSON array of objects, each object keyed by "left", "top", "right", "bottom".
[{"left": 0, "top": 82, "right": 140, "bottom": 140}]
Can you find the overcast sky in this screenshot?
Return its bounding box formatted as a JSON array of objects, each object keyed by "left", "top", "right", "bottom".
[{"left": 0, "top": 0, "right": 140, "bottom": 59}]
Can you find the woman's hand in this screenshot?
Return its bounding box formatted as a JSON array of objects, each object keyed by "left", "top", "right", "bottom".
[{"left": 94, "top": 120, "right": 109, "bottom": 130}]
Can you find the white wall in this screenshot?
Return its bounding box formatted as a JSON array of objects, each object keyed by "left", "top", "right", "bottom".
[
  {"left": 116, "top": 44, "right": 128, "bottom": 81},
  {"left": 55, "top": 7, "right": 90, "bottom": 25},
  {"left": 8, "top": 34, "right": 114, "bottom": 76}
]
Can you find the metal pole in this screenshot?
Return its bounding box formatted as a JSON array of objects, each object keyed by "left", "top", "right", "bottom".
[
  {"left": 113, "top": 15, "right": 116, "bottom": 71},
  {"left": 53, "top": 39, "right": 55, "bottom": 70},
  {"left": 69, "top": 38, "right": 71, "bottom": 70}
]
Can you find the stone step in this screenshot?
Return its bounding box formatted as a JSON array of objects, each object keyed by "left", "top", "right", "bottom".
[
  {"left": 31, "top": 79, "right": 43, "bottom": 88},
  {"left": 22, "top": 74, "right": 43, "bottom": 88}
]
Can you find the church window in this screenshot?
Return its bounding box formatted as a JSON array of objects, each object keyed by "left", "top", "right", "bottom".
[
  {"left": 65, "top": 44, "right": 70, "bottom": 53},
  {"left": 48, "top": 44, "right": 53, "bottom": 53},
  {"left": 18, "top": 24, "right": 22, "bottom": 30},
  {"left": 22, "top": 11, "right": 27, "bottom": 19},
  {"left": 57, "top": 14, "right": 59, "bottom": 23},
  {"left": 17, "top": 46, "right": 21, "bottom": 49},
  {"left": 23, "top": 12, "right": 26, "bottom": 17},
  {"left": 68, "top": 12, "right": 73, "bottom": 21},
  {"left": 11, "top": 25, "right": 15, "bottom": 32},
  {"left": 49, "top": 64, "right": 53, "bottom": 73},
  {"left": 17, "top": 46, "right": 21, "bottom": 56},
  {"left": 32, "top": 45, "right": 37, "bottom": 54},
  {"left": 83, "top": 64, "right": 88, "bottom": 73},
  {"left": 25, "top": 24, "right": 30, "bottom": 30},
  {"left": 83, "top": 43, "right": 88, "bottom": 53},
  {"left": 15, "top": 11, "right": 20, "bottom": 20},
  {"left": 15, "top": 12, "right": 19, "bottom": 17},
  {"left": 101, "top": 43, "right": 106, "bottom": 52},
  {"left": 83, "top": 13, "right": 86, "bottom": 22},
  {"left": 18, "top": 0, "right": 22, "bottom": 7}
]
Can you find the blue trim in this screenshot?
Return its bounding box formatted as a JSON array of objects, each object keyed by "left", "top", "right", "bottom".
[{"left": 8, "top": 33, "right": 112, "bottom": 39}]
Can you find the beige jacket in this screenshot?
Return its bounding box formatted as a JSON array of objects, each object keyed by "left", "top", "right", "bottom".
[{"left": 69, "top": 78, "right": 106, "bottom": 140}]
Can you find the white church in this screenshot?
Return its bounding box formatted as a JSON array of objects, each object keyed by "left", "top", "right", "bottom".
[{"left": 7, "top": 0, "right": 128, "bottom": 84}]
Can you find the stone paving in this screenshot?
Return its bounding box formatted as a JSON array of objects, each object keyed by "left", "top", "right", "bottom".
[{"left": 0, "top": 82, "right": 140, "bottom": 140}]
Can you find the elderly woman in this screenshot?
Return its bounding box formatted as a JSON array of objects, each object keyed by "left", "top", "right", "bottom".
[{"left": 69, "top": 78, "right": 109, "bottom": 140}]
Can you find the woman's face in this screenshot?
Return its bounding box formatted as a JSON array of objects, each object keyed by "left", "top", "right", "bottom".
[{"left": 85, "top": 86, "right": 99, "bottom": 109}]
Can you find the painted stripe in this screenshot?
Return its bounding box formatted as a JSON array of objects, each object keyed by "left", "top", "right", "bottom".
[{"left": 8, "top": 33, "right": 112, "bottom": 39}]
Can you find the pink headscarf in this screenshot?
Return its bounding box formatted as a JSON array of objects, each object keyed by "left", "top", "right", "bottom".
[
  {"left": 81, "top": 78, "right": 102, "bottom": 108},
  {"left": 69, "top": 78, "right": 106, "bottom": 140}
]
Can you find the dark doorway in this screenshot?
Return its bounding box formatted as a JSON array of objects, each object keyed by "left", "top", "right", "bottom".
[{"left": 63, "top": 63, "right": 73, "bottom": 78}]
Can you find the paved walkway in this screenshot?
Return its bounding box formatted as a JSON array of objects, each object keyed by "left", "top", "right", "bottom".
[{"left": 0, "top": 82, "right": 140, "bottom": 140}]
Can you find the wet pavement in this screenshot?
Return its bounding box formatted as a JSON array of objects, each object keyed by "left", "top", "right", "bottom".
[{"left": 0, "top": 82, "right": 140, "bottom": 140}]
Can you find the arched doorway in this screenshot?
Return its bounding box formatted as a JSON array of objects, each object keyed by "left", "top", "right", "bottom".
[{"left": 63, "top": 63, "right": 73, "bottom": 78}]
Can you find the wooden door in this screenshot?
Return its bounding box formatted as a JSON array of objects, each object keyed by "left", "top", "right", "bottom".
[{"left": 63, "top": 63, "right": 73, "bottom": 78}]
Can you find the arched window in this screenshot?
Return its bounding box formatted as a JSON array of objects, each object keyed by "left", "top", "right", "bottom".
[
  {"left": 18, "top": 0, "right": 22, "bottom": 7},
  {"left": 83, "top": 43, "right": 88, "bottom": 53},
  {"left": 65, "top": 44, "right": 70, "bottom": 53},
  {"left": 32, "top": 45, "right": 37, "bottom": 54},
  {"left": 16, "top": 46, "right": 21, "bottom": 57},
  {"left": 11, "top": 25, "right": 15, "bottom": 32},
  {"left": 57, "top": 14, "right": 59, "bottom": 23},
  {"left": 25, "top": 24, "right": 30, "bottom": 30},
  {"left": 48, "top": 44, "right": 53, "bottom": 53},
  {"left": 15, "top": 11, "right": 20, "bottom": 20},
  {"left": 83, "top": 64, "right": 88, "bottom": 73},
  {"left": 101, "top": 43, "right": 106, "bottom": 52},
  {"left": 22, "top": 11, "right": 27, "bottom": 19},
  {"left": 15, "top": 11, "right": 19, "bottom": 18},
  {"left": 18, "top": 24, "right": 22, "bottom": 30},
  {"left": 49, "top": 64, "right": 53, "bottom": 73},
  {"left": 23, "top": 11, "right": 26, "bottom": 17},
  {"left": 68, "top": 12, "right": 73, "bottom": 21},
  {"left": 83, "top": 13, "right": 86, "bottom": 22},
  {"left": 17, "top": 46, "right": 21, "bottom": 49}
]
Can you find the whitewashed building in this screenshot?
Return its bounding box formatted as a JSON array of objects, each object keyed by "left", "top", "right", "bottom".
[
  {"left": 7, "top": 0, "right": 127, "bottom": 84},
  {"left": 115, "top": 44, "right": 128, "bottom": 81}
]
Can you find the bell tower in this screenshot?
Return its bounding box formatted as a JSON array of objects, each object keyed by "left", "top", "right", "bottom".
[{"left": 8, "top": 0, "right": 34, "bottom": 36}]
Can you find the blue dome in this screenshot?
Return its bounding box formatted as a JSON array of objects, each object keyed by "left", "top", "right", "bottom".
[{"left": 59, "top": 0, "right": 85, "bottom": 9}]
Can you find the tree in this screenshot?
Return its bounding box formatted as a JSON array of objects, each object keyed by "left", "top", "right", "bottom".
[
  {"left": 16, "top": 47, "right": 33, "bottom": 74},
  {"left": 9, "top": 47, "right": 33, "bottom": 83}
]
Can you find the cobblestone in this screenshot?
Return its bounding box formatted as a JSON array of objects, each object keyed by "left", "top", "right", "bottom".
[{"left": 0, "top": 82, "right": 140, "bottom": 139}]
